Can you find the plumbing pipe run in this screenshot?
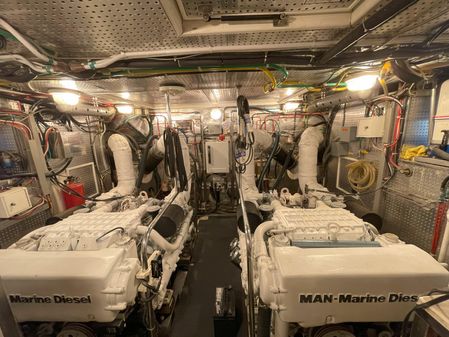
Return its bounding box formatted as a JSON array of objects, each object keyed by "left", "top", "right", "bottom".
[
  {"left": 107, "top": 134, "right": 136, "bottom": 196},
  {"left": 297, "top": 126, "right": 327, "bottom": 194},
  {"left": 306, "top": 89, "right": 373, "bottom": 113},
  {"left": 240, "top": 129, "right": 298, "bottom": 203},
  {"left": 137, "top": 209, "right": 193, "bottom": 253},
  {"left": 91, "top": 133, "right": 137, "bottom": 209},
  {"left": 138, "top": 207, "right": 195, "bottom": 308}
]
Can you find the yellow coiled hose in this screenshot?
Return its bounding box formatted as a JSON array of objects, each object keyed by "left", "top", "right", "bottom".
[{"left": 346, "top": 160, "right": 377, "bottom": 192}]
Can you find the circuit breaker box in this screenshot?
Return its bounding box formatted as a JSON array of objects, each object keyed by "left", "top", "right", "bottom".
[
  {"left": 357, "top": 116, "right": 385, "bottom": 138},
  {"left": 205, "top": 141, "right": 229, "bottom": 174}
]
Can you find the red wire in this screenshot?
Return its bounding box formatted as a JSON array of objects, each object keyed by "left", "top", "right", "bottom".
[
  {"left": 431, "top": 202, "right": 449, "bottom": 254},
  {"left": 0, "top": 120, "right": 32, "bottom": 139}
]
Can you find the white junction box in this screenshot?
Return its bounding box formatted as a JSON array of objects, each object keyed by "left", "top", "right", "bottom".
[
  {"left": 205, "top": 141, "right": 229, "bottom": 174},
  {"left": 357, "top": 115, "right": 385, "bottom": 138},
  {"left": 0, "top": 187, "right": 32, "bottom": 218}
]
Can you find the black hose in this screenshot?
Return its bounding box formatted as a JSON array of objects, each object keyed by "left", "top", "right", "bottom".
[
  {"left": 273, "top": 132, "right": 303, "bottom": 190},
  {"left": 163, "top": 129, "right": 188, "bottom": 192},
  {"left": 0, "top": 172, "right": 37, "bottom": 179},
  {"left": 163, "top": 130, "right": 177, "bottom": 179},
  {"left": 257, "top": 132, "right": 280, "bottom": 192},
  {"left": 173, "top": 132, "right": 188, "bottom": 191},
  {"left": 424, "top": 19, "right": 449, "bottom": 46},
  {"left": 45, "top": 158, "right": 73, "bottom": 177},
  {"left": 135, "top": 135, "right": 158, "bottom": 190}
]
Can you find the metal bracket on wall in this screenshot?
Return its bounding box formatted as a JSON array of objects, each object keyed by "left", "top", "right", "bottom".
[{"left": 27, "top": 116, "right": 61, "bottom": 215}]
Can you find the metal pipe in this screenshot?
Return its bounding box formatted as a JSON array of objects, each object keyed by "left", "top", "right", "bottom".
[
  {"left": 236, "top": 172, "right": 256, "bottom": 337},
  {"left": 305, "top": 89, "right": 373, "bottom": 113},
  {"left": 140, "top": 191, "right": 180, "bottom": 270},
  {"left": 429, "top": 83, "right": 438, "bottom": 145},
  {"left": 226, "top": 107, "right": 238, "bottom": 208},
  {"left": 316, "top": 0, "right": 419, "bottom": 64},
  {"left": 164, "top": 93, "right": 172, "bottom": 127}
]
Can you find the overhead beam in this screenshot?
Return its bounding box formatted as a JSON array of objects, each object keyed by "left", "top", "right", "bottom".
[
  {"left": 316, "top": 0, "right": 419, "bottom": 65},
  {"left": 160, "top": 0, "right": 384, "bottom": 37}
]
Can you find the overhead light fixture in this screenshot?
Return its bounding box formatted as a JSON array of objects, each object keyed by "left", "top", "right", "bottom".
[
  {"left": 346, "top": 74, "right": 379, "bottom": 92},
  {"left": 116, "top": 104, "right": 134, "bottom": 114},
  {"left": 210, "top": 108, "right": 222, "bottom": 120},
  {"left": 121, "top": 92, "right": 130, "bottom": 99},
  {"left": 60, "top": 79, "right": 77, "bottom": 90},
  {"left": 283, "top": 102, "right": 299, "bottom": 112},
  {"left": 285, "top": 88, "right": 296, "bottom": 96},
  {"left": 49, "top": 90, "right": 80, "bottom": 106}
]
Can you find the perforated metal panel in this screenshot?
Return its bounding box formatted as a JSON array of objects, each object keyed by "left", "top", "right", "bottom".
[
  {"left": 180, "top": 0, "right": 356, "bottom": 16},
  {"left": 0, "top": 207, "right": 51, "bottom": 249},
  {"left": 66, "top": 162, "right": 99, "bottom": 197},
  {"left": 403, "top": 93, "right": 431, "bottom": 146},
  {"left": 382, "top": 191, "right": 436, "bottom": 252},
  {"left": 1, "top": 0, "right": 344, "bottom": 58},
  {"left": 369, "top": 0, "right": 449, "bottom": 39},
  {"left": 0, "top": 124, "right": 31, "bottom": 175},
  {"left": 2, "top": 0, "right": 449, "bottom": 58},
  {"left": 382, "top": 161, "right": 448, "bottom": 252},
  {"left": 0, "top": 125, "right": 19, "bottom": 152}
]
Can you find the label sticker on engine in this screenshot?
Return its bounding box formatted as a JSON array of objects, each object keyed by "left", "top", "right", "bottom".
[
  {"left": 8, "top": 294, "right": 92, "bottom": 304},
  {"left": 298, "top": 293, "right": 419, "bottom": 304}
]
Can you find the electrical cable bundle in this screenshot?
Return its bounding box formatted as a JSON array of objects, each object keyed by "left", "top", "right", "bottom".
[
  {"left": 346, "top": 160, "right": 377, "bottom": 192},
  {"left": 257, "top": 131, "right": 280, "bottom": 192},
  {"left": 163, "top": 129, "right": 188, "bottom": 192},
  {"left": 235, "top": 95, "right": 255, "bottom": 173},
  {"left": 400, "top": 289, "right": 449, "bottom": 337},
  {"left": 49, "top": 176, "right": 122, "bottom": 202}
]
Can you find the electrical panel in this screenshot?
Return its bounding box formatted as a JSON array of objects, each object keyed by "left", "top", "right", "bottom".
[
  {"left": 0, "top": 187, "right": 32, "bottom": 218},
  {"left": 357, "top": 116, "right": 385, "bottom": 138},
  {"left": 205, "top": 123, "right": 223, "bottom": 135},
  {"left": 205, "top": 141, "right": 229, "bottom": 174},
  {"left": 335, "top": 126, "right": 358, "bottom": 142}
]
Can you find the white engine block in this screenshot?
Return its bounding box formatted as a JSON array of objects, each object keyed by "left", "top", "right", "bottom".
[
  {"left": 274, "top": 207, "right": 369, "bottom": 242},
  {"left": 0, "top": 209, "right": 147, "bottom": 322},
  {"left": 246, "top": 202, "right": 449, "bottom": 328},
  {"left": 0, "top": 203, "right": 192, "bottom": 323}
]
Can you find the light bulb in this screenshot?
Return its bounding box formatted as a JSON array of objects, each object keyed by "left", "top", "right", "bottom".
[
  {"left": 60, "top": 79, "right": 77, "bottom": 90},
  {"left": 210, "top": 108, "right": 222, "bottom": 120},
  {"left": 51, "top": 92, "right": 80, "bottom": 106},
  {"left": 283, "top": 102, "right": 299, "bottom": 111},
  {"left": 346, "top": 74, "right": 379, "bottom": 92},
  {"left": 116, "top": 105, "right": 134, "bottom": 114}
]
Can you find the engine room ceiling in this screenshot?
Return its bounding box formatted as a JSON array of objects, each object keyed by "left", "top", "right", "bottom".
[
  {"left": 18, "top": 69, "right": 335, "bottom": 109},
  {"left": 2, "top": 0, "right": 449, "bottom": 58},
  {"left": 2, "top": 0, "right": 449, "bottom": 109}
]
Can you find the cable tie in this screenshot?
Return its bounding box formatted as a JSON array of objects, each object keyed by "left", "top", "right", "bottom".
[{"left": 88, "top": 60, "right": 96, "bottom": 70}]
